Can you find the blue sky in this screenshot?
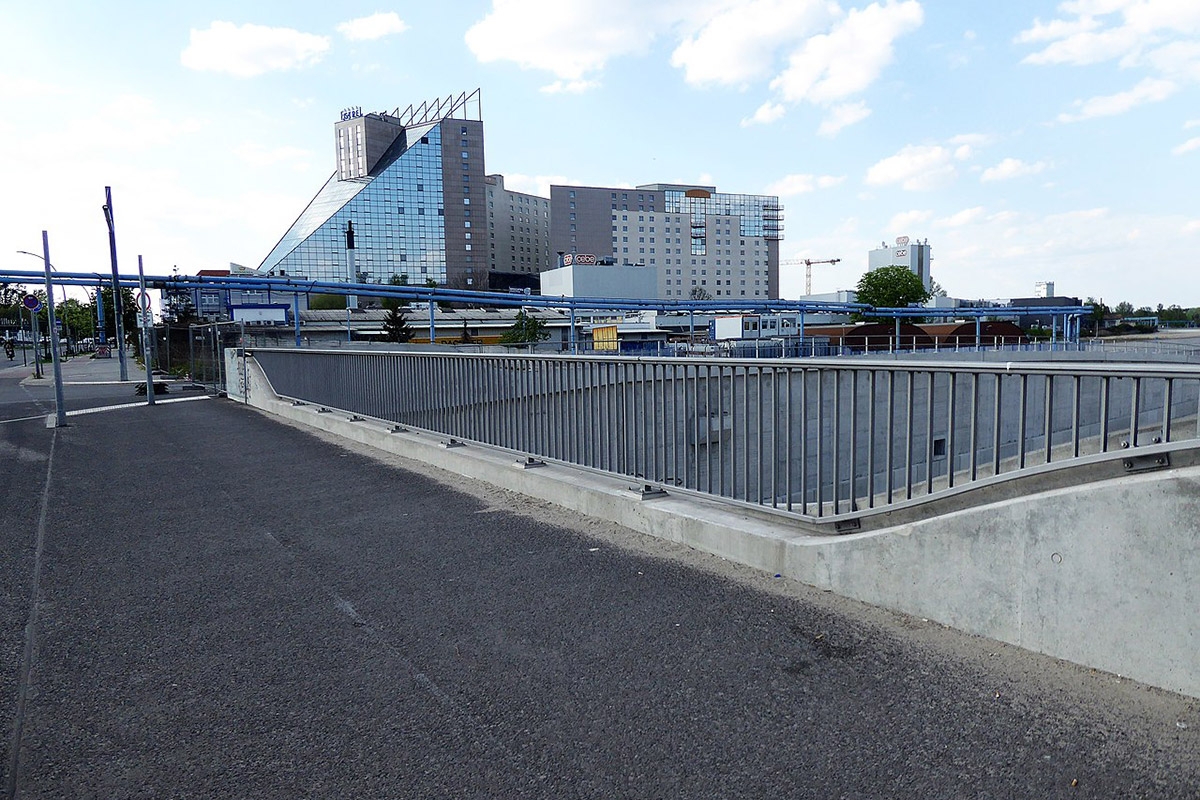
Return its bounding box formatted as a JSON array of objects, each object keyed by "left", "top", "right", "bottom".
[{"left": 1, "top": 1, "right": 1197, "bottom": 307}]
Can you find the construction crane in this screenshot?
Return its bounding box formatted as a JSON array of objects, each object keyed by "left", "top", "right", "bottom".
[{"left": 781, "top": 257, "right": 841, "bottom": 295}]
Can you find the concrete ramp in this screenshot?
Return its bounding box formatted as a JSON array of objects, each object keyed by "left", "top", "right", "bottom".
[{"left": 234, "top": 352, "right": 1200, "bottom": 699}]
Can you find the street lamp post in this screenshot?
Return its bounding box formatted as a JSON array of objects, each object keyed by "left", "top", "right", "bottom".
[{"left": 102, "top": 186, "right": 130, "bottom": 381}]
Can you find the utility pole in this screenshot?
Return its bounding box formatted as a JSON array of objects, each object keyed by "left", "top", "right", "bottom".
[
  {"left": 102, "top": 186, "right": 130, "bottom": 381},
  {"left": 42, "top": 231, "right": 67, "bottom": 426}
]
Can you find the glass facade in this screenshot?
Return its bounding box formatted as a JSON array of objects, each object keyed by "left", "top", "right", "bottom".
[
  {"left": 662, "top": 190, "right": 783, "bottom": 258},
  {"left": 258, "top": 120, "right": 448, "bottom": 284}
]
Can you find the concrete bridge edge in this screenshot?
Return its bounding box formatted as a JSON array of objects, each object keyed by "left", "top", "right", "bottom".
[{"left": 231, "top": 353, "right": 1200, "bottom": 699}]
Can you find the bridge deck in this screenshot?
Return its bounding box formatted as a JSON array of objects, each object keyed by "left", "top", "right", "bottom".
[{"left": 2, "top": 358, "right": 1198, "bottom": 797}]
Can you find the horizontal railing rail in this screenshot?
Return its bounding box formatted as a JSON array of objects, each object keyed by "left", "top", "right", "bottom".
[{"left": 250, "top": 348, "right": 1200, "bottom": 524}]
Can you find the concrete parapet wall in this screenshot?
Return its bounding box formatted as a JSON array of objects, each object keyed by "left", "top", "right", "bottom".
[{"left": 236, "top": 353, "right": 1200, "bottom": 699}]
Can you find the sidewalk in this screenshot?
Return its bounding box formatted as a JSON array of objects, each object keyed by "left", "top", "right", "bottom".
[{"left": 17, "top": 352, "right": 148, "bottom": 386}]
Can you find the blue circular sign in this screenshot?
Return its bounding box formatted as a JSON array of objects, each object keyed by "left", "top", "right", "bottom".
[{"left": 21, "top": 294, "right": 42, "bottom": 312}]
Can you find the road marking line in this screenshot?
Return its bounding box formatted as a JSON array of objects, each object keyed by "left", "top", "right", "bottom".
[{"left": 64, "top": 395, "right": 211, "bottom": 417}]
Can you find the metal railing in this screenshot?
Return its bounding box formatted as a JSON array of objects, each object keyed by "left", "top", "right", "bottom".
[{"left": 251, "top": 348, "right": 1200, "bottom": 523}]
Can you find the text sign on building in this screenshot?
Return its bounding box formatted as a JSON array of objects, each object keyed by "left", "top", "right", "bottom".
[
  {"left": 340, "top": 106, "right": 363, "bottom": 121},
  {"left": 562, "top": 253, "right": 597, "bottom": 267},
  {"left": 895, "top": 236, "right": 910, "bottom": 246}
]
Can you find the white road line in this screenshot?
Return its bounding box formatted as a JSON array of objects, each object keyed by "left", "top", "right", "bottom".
[{"left": 65, "top": 395, "right": 211, "bottom": 417}]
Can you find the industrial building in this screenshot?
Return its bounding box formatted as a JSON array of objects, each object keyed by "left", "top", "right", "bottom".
[{"left": 869, "top": 236, "right": 932, "bottom": 290}]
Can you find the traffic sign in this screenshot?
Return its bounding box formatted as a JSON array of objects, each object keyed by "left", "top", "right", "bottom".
[
  {"left": 137, "top": 291, "right": 151, "bottom": 312},
  {"left": 22, "top": 294, "right": 42, "bottom": 312}
]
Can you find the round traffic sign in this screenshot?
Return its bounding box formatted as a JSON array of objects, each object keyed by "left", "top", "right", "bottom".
[
  {"left": 137, "top": 291, "right": 151, "bottom": 312},
  {"left": 21, "top": 294, "right": 42, "bottom": 312}
]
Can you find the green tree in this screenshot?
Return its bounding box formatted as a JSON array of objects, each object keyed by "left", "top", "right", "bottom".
[
  {"left": 382, "top": 306, "right": 414, "bottom": 343},
  {"left": 928, "top": 278, "right": 948, "bottom": 298},
  {"left": 98, "top": 286, "right": 139, "bottom": 343},
  {"left": 1113, "top": 301, "right": 1134, "bottom": 316},
  {"left": 381, "top": 273, "right": 409, "bottom": 310},
  {"left": 499, "top": 310, "right": 549, "bottom": 345},
  {"left": 309, "top": 293, "right": 347, "bottom": 310},
  {"left": 855, "top": 266, "right": 931, "bottom": 310},
  {"left": 689, "top": 286, "right": 712, "bottom": 301}
]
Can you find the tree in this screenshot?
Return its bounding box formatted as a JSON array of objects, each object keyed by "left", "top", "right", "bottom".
[
  {"left": 99, "top": 286, "right": 139, "bottom": 342},
  {"left": 381, "top": 273, "right": 409, "bottom": 310},
  {"left": 499, "top": 310, "right": 549, "bottom": 345},
  {"left": 855, "top": 266, "right": 931, "bottom": 310},
  {"left": 309, "top": 294, "right": 347, "bottom": 310},
  {"left": 928, "top": 278, "right": 948, "bottom": 298},
  {"left": 689, "top": 286, "right": 712, "bottom": 301},
  {"left": 382, "top": 306, "right": 414, "bottom": 343},
  {"left": 1113, "top": 301, "right": 1134, "bottom": 316}
]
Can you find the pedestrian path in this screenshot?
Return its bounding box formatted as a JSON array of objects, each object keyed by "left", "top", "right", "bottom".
[{"left": 17, "top": 353, "right": 148, "bottom": 386}]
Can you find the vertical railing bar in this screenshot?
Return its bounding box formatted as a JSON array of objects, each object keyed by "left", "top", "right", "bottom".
[
  {"left": 693, "top": 364, "right": 701, "bottom": 492},
  {"left": 992, "top": 373, "right": 1002, "bottom": 477},
  {"left": 757, "top": 367, "right": 764, "bottom": 506},
  {"left": 925, "top": 372, "right": 935, "bottom": 496},
  {"left": 1017, "top": 373, "right": 1028, "bottom": 470},
  {"left": 905, "top": 371, "right": 914, "bottom": 501},
  {"left": 1162, "top": 378, "right": 1173, "bottom": 444},
  {"left": 786, "top": 368, "right": 794, "bottom": 513},
  {"left": 866, "top": 370, "right": 876, "bottom": 509},
  {"left": 816, "top": 370, "right": 824, "bottom": 518},
  {"left": 968, "top": 372, "right": 978, "bottom": 483},
  {"left": 1072, "top": 375, "right": 1081, "bottom": 459},
  {"left": 771, "top": 368, "right": 779, "bottom": 509},
  {"left": 1100, "top": 375, "right": 1110, "bottom": 453},
  {"left": 885, "top": 370, "right": 895, "bottom": 505},
  {"left": 1044, "top": 373, "right": 1054, "bottom": 465},
  {"left": 947, "top": 372, "right": 957, "bottom": 490},
  {"left": 1130, "top": 376, "right": 1141, "bottom": 448}
]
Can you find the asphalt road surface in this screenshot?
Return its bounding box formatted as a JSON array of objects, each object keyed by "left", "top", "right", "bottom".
[{"left": 1, "top": 360, "right": 1198, "bottom": 799}]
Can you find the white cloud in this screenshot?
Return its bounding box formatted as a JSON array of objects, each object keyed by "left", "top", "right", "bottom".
[
  {"left": 181, "top": 21, "right": 330, "bottom": 78},
  {"left": 337, "top": 12, "right": 409, "bottom": 41},
  {"left": 671, "top": 0, "right": 834, "bottom": 86},
  {"left": 771, "top": 1, "right": 924, "bottom": 105},
  {"left": 1173, "top": 137, "right": 1200, "bottom": 155},
  {"left": 887, "top": 209, "right": 933, "bottom": 233},
  {"left": 1017, "top": 1, "right": 1200, "bottom": 122},
  {"left": 935, "top": 206, "right": 986, "bottom": 227},
  {"left": 1186, "top": 119, "right": 1200, "bottom": 129},
  {"left": 1056, "top": 77, "right": 1177, "bottom": 122},
  {"left": 865, "top": 144, "right": 957, "bottom": 190},
  {"left": 740, "top": 101, "right": 786, "bottom": 127},
  {"left": 818, "top": 101, "right": 871, "bottom": 136},
  {"left": 466, "top": 1, "right": 921, "bottom": 135},
  {"left": 980, "top": 157, "right": 1048, "bottom": 182},
  {"left": 464, "top": 0, "right": 686, "bottom": 81},
  {"left": 540, "top": 79, "right": 601, "bottom": 94},
  {"left": 1185, "top": 220, "right": 1200, "bottom": 233},
  {"left": 764, "top": 173, "right": 846, "bottom": 196}
]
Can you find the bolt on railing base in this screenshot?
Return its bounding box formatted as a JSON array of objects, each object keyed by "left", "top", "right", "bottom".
[
  {"left": 629, "top": 484, "right": 668, "bottom": 500},
  {"left": 440, "top": 438, "right": 464, "bottom": 449},
  {"left": 514, "top": 457, "right": 545, "bottom": 469}
]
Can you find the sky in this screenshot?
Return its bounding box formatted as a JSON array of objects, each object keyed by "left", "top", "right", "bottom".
[{"left": 0, "top": 0, "right": 1197, "bottom": 308}]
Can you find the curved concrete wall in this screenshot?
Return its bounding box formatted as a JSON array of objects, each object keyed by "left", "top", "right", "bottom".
[{"left": 235, "top": 351, "right": 1200, "bottom": 698}]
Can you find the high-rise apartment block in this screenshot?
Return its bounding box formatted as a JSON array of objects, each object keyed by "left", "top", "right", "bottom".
[
  {"left": 549, "top": 184, "right": 782, "bottom": 299},
  {"left": 485, "top": 174, "right": 553, "bottom": 278}
]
